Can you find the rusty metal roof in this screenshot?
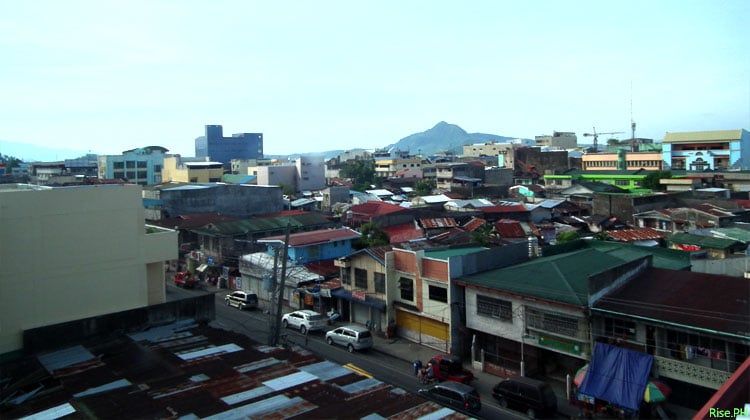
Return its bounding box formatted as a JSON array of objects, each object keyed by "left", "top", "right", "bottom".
[
  {"left": 606, "top": 227, "right": 666, "bottom": 242},
  {"left": 1, "top": 323, "right": 461, "bottom": 419}
]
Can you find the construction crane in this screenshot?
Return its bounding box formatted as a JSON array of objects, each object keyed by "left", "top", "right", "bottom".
[{"left": 583, "top": 127, "right": 624, "bottom": 151}]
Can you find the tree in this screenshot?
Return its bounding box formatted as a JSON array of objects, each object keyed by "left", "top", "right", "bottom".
[
  {"left": 641, "top": 171, "right": 672, "bottom": 191},
  {"left": 469, "top": 222, "right": 495, "bottom": 246},
  {"left": 340, "top": 160, "right": 377, "bottom": 192},
  {"left": 414, "top": 179, "right": 435, "bottom": 196},
  {"left": 353, "top": 222, "right": 390, "bottom": 250}
]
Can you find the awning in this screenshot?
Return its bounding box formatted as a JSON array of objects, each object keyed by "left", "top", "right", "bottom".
[
  {"left": 579, "top": 342, "right": 653, "bottom": 411},
  {"left": 196, "top": 264, "right": 209, "bottom": 273},
  {"left": 330, "top": 288, "right": 386, "bottom": 311}
]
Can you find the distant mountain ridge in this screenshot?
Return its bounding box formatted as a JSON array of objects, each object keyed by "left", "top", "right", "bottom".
[{"left": 385, "top": 121, "right": 526, "bottom": 157}]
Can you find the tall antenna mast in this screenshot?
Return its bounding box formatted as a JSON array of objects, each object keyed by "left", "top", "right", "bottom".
[{"left": 630, "top": 82, "right": 637, "bottom": 152}]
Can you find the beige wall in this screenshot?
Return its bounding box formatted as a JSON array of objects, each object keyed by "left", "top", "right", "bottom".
[{"left": 0, "top": 184, "right": 177, "bottom": 355}]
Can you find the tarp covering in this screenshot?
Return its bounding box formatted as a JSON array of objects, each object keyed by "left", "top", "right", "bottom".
[{"left": 579, "top": 342, "right": 653, "bottom": 411}]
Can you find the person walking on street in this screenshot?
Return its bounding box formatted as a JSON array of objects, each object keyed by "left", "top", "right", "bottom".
[{"left": 413, "top": 360, "right": 422, "bottom": 377}]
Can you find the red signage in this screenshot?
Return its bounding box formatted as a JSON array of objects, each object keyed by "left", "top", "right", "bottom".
[{"left": 352, "top": 291, "right": 366, "bottom": 301}]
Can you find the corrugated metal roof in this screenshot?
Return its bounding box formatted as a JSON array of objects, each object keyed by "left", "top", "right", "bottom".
[
  {"left": 261, "top": 227, "right": 361, "bottom": 246},
  {"left": 419, "top": 218, "right": 458, "bottom": 229},
  {"left": 607, "top": 228, "right": 665, "bottom": 242},
  {"left": 458, "top": 248, "right": 637, "bottom": 306},
  {"left": 594, "top": 267, "right": 750, "bottom": 338},
  {"left": 668, "top": 232, "right": 745, "bottom": 250}
]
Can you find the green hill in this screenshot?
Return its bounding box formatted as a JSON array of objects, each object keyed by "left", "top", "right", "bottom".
[{"left": 385, "top": 121, "right": 526, "bottom": 157}]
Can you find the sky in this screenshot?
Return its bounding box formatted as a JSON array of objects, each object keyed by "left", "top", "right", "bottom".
[{"left": 1, "top": 1, "right": 749, "bottom": 160}]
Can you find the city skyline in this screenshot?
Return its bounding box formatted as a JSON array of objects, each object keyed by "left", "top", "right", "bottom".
[{"left": 1, "top": 1, "right": 749, "bottom": 159}]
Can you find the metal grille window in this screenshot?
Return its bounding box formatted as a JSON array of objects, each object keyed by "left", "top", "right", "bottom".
[
  {"left": 527, "top": 308, "right": 579, "bottom": 337},
  {"left": 399, "top": 277, "right": 414, "bottom": 301},
  {"left": 341, "top": 268, "right": 351, "bottom": 285},
  {"left": 354, "top": 268, "right": 367, "bottom": 289},
  {"left": 604, "top": 318, "right": 636, "bottom": 340},
  {"left": 476, "top": 295, "right": 512, "bottom": 321},
  {"left": 428, "top": 285, "right": 448, "bottom": 303},
  {"left": 374, "top": 272, "right": 385, "bottom": 294}
]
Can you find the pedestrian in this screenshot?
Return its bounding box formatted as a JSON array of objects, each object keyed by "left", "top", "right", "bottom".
[
  {"left": 413, "top": 360, "right": 422, "bottom": 376},
  {"left": 417, "top": 368, "right": 426, "bottom": 384},
  {"left": 425, "top": 363, "right": 435, "bottom": 383}
]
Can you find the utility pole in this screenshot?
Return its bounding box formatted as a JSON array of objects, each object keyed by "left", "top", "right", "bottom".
[{"left": 269, "top": 224, "right": 291, "bottom": 346}]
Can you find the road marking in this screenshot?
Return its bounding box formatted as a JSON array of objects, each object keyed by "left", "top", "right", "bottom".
[{"left": 343, "top": 363, "right": 373, "bottom": 378}]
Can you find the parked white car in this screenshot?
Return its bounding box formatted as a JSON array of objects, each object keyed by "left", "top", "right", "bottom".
[
  {"left": 325, "top": 325, "right": 373, "bottom": 352},
  {"left": 224, "top": 291, "right": 258, "bottom": 310},
  {"left": 281, "top": 310, "right": 326, "bottom": 334}
]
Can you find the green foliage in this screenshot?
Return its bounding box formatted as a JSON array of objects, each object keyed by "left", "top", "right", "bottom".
[
  {"left": 353, "top": 222, "right": 390, "bottom": 250},
  {"left": 556, "top": 230, "right": 581, "bottom": 244},
  {"left": 413, "top": 179, "right": 435, "bottom": 196},
  {"left": 641, "top": 171, "right": 672, "bottom": 191},
  {"left": 340, "top": 160, "right": 377, "bottom": 192},
  {"left": 278, "top": 183, "right": 296, "bottom": 196},
  {"left": 469, "top": 222, "right": 494, "bottom": 246},
  {"left": 0, "top": 154, "right": 22, "bottom": 169}
]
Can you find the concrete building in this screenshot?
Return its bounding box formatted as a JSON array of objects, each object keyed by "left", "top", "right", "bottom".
[
  {"left": 462, "top": 141, "right": 516, "bottom": 169},
  {"left": 662, "top": 129, "right": 750, "bottom": 171},
  {"left": 195, "top": 124, "right": 263, "bottom": 166},
  {"left": 375, "top": 158, "right": 424, "bottom": 178},
  {"left": 256, "top": 164, "right": 297, "bottom": 191},
  {"left": 582, "top": 150, "right": 664, "bottom": 171},
  {"left": 156, "top": 183, "right": 284, "bottom": 219},
  {"left": 0, "top": 184, "right": 177, "bottom": 355},
  {"left": 162, "top": 156, "right": 224, "bottom": 183},
  {"left": 98, "top": 146, "right": 169, "bottom": 185},
  {"left": 534, "top": 131, "right": 578, "bottom": 149},
  {"left": 296, "top": 156, "right": 326, "bottom": 192},
  {"left": 230, "top": 157, "right": 274, "bottom": 175}
]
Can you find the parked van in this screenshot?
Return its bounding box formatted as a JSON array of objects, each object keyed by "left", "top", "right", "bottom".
[
  {"left": 492, "top": 376, "right": 557, "bottom": 419},
  {"left": 418, "top": 381, "right": 482, "bottom": 414},
  {"left": 325, "top": 325, "right": 373, "bottom": 352},
  {"left": 224, "top": 291, "right": 258, "bottom": 310}
]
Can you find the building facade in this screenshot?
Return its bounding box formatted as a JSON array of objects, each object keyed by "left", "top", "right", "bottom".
[
  {"left": 534, "top": 131, "right": 578, "bottom": 149},
  {"left": 662, "top": 129, "right": 750, "bottom": 171},
  {"left": 162, "top": 157, "right": 224, "bottom": 183},
  {"left": 99, "top": 146, "right": 168, "bottom": 185},
  {"left": 0, "top": 184, "right": 177, "bottom": 355},
  {"left": 195, "top": 124, "right": 264, "bottom": 165}
]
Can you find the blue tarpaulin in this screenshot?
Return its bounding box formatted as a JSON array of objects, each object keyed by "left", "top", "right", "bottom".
[{"left": 579, "top": 342, "right": 653, "bottom": 411}]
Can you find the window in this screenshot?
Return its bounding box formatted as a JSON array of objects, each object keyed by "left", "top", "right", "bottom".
[
  {"left": 428, "top": 285, "right": 448, "bottom": 303},
  {"left": 341, "top": 268, "right": 351, "bottom": 285},
  {"left": 374, "top": 272, "right": 385, "bottom": 293},
  {"left": 399, "top": 277, "right": 414, "bottom": 301},
  {"left": 355, "top": 268, "right": 368, "bottom": 289},
  {"left": 604, "top": 318, "right": 636, "bottom": 340},
  {"left": 476, "top": 295, "right": 512, "bottom": 320},
  {"left": 527, "top": 308, "right": 579, "bottom": 337}
]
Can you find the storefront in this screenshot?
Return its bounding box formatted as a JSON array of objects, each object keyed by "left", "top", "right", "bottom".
[
  {"left": 395, "top": 306, "right": 450, "bottom": 353},
  {"left": 330, "top": 288, "right": 386, "bottom": 332}
]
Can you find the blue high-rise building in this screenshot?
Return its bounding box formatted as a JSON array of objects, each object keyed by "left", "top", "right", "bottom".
[{"left": 195, "top": 125, "right": 264, "bottom": 165}]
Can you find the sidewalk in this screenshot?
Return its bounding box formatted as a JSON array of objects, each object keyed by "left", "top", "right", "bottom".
[{"left": 370, "top": 333, "right": 696, "bottom": 419}]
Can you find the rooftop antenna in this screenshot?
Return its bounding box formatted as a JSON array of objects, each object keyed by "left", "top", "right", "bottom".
[{"left": 630, "top": 82, "right": 637, "bottom": 152}]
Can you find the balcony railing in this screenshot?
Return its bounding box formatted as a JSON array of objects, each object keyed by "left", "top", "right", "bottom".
[{"left": 654, "top": 355, "right": 732, "bottom": 390}]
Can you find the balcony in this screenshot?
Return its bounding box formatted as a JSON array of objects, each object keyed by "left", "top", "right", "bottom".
[{"left": 654, "top": 355, "right": 732, "bottom": 390}]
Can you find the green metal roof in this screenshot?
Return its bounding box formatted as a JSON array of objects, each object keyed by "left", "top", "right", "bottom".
[
  {"left": 667, "top": 232, "right": 744, "bottom": 250},
  {"left": 707, "top": 227, "right": 750, "bottom": 243},
  {"left": 458, "top": 248, "right": 639, "bottom": 307},
  {"left": 585, "top": 240, "right": 692, "bottom": 271},
  {"left": 425, "top": 246, "right": 487, "bottom": 260}
]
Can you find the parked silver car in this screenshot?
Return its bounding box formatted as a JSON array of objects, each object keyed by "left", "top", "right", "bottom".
[{"left": 325, "top": 325, "right": 373, "bottom": 352}]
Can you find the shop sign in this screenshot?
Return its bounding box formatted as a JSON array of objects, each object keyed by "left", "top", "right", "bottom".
[
  {"left": 353, "top": 291, "right": 366, "bottom": 301},
  {"left": 538, "top": 334, "right": 581, "bottom": 354}
]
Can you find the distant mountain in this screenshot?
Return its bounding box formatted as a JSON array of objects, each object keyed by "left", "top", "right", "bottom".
[
  {"left": 0, "top": 139, "right": 90, "bottom": 162},
  {"left": 384, "top": 121, "right": 527, "bottom": 157}
]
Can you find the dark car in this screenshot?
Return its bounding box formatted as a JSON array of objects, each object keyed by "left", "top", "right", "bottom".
[
  {"left": 427, "top": 354, "right": 475, "bottom": 384},
  {"left": 418, "top": 381, "right": 481, "bottom": 414},
  {"left": 493, "top": 376, "right": 557, "bottom": 419}
]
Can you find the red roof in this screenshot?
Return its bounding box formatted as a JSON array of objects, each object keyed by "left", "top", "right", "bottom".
[
  {"left": 594, "top": 267, "right": 750, "bottom": 336},
  {"left": 303, "top": 259, "right": 339, "bottom": 277},
  {"left": 462, "top": 217, "right": 487, "bottom": 232},
  {"left": 606, "top": 227, "right": 665, "bottom": 242},
  {"left": 350, "top": 201, "right": 409, "bottom": 218},
  {"left": 494, "top": 220, "right": 527, "bottom": 238},
  {"left": 480, "top": 202, "right": 528, "bottom": 214},
  {"left": 419, "top": 218, "right": 458, "bottom": 229},
  {"left": 262, "top": 228, "right": 361, "bottom": 246},
  {"left": 382, "top": 223, "right": 425, "bottom": 243}
]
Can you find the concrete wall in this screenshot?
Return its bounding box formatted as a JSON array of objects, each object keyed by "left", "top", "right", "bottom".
[
  {"left": 160, "top": 184, "right": 283, "bottom": 218},
  {"left": 0, "top": 185, "right": 178, "bottom": 355}
]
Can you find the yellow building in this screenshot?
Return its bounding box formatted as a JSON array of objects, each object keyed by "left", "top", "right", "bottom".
[
  {"left": 582, "top": 150, "right": 663, "bottom": 171},
  {"left": 162, "top": 157, "right": 224, "bottom": 183},
  {"left": 0, "top": 184, "right": 177, "bottom": 355}
]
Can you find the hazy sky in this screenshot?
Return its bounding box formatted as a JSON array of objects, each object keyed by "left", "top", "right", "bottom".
[{"left": 1, "top": 1, "right": 749, "bottom": 159}]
